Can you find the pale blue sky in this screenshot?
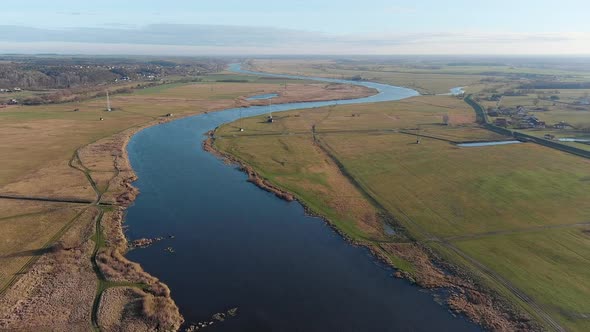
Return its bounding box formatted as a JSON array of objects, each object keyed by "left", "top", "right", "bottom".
[{"left": 1, "top": 0, "right": 590, "bottom": 54}]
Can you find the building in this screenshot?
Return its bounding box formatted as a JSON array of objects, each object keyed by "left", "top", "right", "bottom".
[{"left": 494, "top": 118, "right": 508, "bottom": 127}]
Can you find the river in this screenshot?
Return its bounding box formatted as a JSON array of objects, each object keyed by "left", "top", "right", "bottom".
[{"left": 124, "top": 64, "right": 479, "bottom": 331}]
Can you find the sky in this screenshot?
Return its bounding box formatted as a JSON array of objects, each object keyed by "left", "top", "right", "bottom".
[{"left": 1, "top": 0, "right": 590, "bottom": 55}]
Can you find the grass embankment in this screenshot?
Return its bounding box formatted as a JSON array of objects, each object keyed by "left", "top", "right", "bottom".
[{"left": 214, "top": 95, "right": 590, "bottom": 331}]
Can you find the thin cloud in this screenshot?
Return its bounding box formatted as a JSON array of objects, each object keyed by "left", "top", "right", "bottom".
[
  {"left": 57, "top": 11, "right": 98, "bottom": 16},
  {"left": 0, "top": 24, "right": 588, "bottom": 55}
]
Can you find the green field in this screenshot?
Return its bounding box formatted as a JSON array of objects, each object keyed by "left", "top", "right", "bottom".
[
  {"left": 215, "top": 94, "right": 590, "bottom": 331},
  {"left": 455, "top": 227, "right": 590, "bottom": 332},
  {"left": 247, "top": 59, "right": 590, "bottom": 96}
]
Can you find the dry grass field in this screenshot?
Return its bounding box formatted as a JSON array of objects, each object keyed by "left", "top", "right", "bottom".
[
  {"left": 0, "top": 200, "right": 84, "bottom": 291},
  {"left": 0, "top": 71, "right": 374, "bottom": 330}
]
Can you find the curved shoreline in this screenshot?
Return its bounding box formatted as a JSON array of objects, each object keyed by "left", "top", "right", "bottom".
[
  {"left": 204, "top": 67, "right": 540, "bottom": 331},
  {"left": 0, "top": 78, "right": 381, "bottom": 330},
  {"left": 119, "top": 64, "right": 537, "bottom": 331},
  {"left": 207, "top": 121, "right": 536, "bottom": 332},
  {"left": 104, "top": 80, "right": 380, "bottom": 329}
]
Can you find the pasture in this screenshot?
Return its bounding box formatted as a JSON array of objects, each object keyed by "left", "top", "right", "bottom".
[{"left": 215, "top": 95, "right": 590, "bottom": 331}]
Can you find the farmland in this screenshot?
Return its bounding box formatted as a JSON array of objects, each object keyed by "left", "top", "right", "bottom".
[
  {"left": 214, "top": 93, "right": 590, "bottom": 331},
  {"left": 247, "top": 57, "right": 590, "bottom": 157}
]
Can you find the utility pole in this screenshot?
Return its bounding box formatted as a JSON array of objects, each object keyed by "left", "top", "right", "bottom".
[{"left": 106, "top": 90, "right": 111, "bottom": 112}]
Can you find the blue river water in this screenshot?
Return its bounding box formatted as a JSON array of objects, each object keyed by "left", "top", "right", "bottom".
[
  {"left": 457, "top": 140, "right": 522, "bottom": 147},
  {"left": 246, "top": 93, "right": 279, "bottom": 100},
  {"left": 124, "top": 64, "right": 479, "bottom": 331}
]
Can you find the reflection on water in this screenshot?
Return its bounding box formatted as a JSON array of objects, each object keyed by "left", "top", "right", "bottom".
[{"left": 124, "top": 64, "right": 479, "bottom": 332}]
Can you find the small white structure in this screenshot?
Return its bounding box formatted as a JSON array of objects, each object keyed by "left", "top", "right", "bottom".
[{"left": 106, "top": 91, "right": 112, "bottom": 112}]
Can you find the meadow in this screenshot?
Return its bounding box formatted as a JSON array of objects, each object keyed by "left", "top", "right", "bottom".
[{"left": 215, "top": 94, "right": 590, "bottom": 331}]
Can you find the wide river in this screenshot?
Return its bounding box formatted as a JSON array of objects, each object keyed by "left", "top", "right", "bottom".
[{"left": 125, "top": 64, "right": 480, "bottom": 331}]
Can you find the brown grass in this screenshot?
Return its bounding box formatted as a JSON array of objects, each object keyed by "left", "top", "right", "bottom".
[
  {"left": 97, "top": 208, "right": 184, "bottom": 330},
  {"left": 0, "top": 199, "right": 71, "bottom": 219},
  {"left": 0, "top": 75, "right": 376, "bottom": 330},
  {"left": 0, "top": 207, "right": 98, "bottom": 330},
  {"left": 0, "top": 159, "right": 96, "bottom": 200},
  {"left": 0, "top": 204, "right": 86, "bottom": 291}
]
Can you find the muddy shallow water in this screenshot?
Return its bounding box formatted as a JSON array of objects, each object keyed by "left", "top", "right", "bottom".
[{"left": 124, "top": 65, "right": 479, "bottom": 331}]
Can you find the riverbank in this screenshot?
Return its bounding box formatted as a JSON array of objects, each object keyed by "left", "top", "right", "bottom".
[
  {"left": 0, "top": 79, "right": 377, "bottom": 330},
  {"left": 120, "top": 78, "right": 485, "bottom": 330},
  {"left": 210, "top": 98, "right": 542, "bottom": 331},
  {"left": 78, "top": 80, "right": 378, "bottom": 329}
]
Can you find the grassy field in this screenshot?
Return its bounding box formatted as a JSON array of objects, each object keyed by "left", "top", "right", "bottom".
[
  {"left": 3, "top": 58, "right": 590, "bottom": 329},
  {"left": 320, "top": 134, "right": 590, "bottom": 236},
  {"left": 455, "top": 227, "right": 590, "bottom": 332},
  {"left": 247, "top": 59, "right": 590, "bottom": 96},
  {"left": 249, "top": 58, "right": 590, "bottom": 155},
  {"left": 215, "top": 94, "right": 590, "bottom": 331},
  {"left": 214, "top": 133, "right": 385, "bottom": 241},
  {"left": 0, "top": 79, "right": 322, "bottom": 187},
  {"left": 0, "top": 199, "right": 86, "bottom": 292},
  {"left": 247, "top": 59, "right": 487, "bottom": 95},
  {"left": 0, "top": 70, "right": 375, "bottom": 330}
]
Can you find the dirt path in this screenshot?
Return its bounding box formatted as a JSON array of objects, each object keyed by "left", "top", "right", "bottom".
[{"left": 0, "top": 195, "right": 107, "bottom": 205}]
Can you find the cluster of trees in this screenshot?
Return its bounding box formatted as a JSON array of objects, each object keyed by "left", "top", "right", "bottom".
[
  {"left": 0, "top": 56, "right": 227, "bottom": 105},
  {"left": 0, "top": 56, "right": 226, "bottom": 90},
  {"left": 0, "top": 64, "right": 120, "bottom": 90},
  {"left": 520, "top": 82, "right": 590, "bottom": 89}
]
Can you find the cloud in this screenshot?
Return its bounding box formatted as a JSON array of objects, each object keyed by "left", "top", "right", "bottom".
[
  {"left": 57, "top": 11, "right": 98, "bottom": 16},
  {"left": 0, "top": 24, "right": 588, "bottom": 55}
]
